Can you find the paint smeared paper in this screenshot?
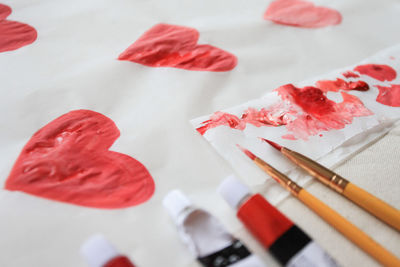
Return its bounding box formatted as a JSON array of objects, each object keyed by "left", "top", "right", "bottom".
[
  {"left": 118, "top": 23, "right": 237, "bottom": 72},
  {"left": 191, "top": 45, "right": 400, "bottom": 189},
  {"left": 5, "top": 110, "right": 155, "bottom": 209},
  {"left": 0, "top": 3, "right": 37, "bottom": 53},
  {"left": 264, "top": 0, "right": 342, "bottom": 28},
  {"left": 197, "top": 85, "right": 372, "bottom": 140}
]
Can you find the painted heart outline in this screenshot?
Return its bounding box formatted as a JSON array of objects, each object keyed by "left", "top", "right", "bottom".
[
  {"left": 5, "top": 110, "right": 155, "bottom": 209},
  {"left": 118, "top": 23, "right": 237, "bottom": 72},
  {"left": 0, "top": 3, "right": 37, "bottom": 53}
]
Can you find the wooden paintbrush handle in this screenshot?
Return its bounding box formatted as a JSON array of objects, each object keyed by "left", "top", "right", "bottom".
[
  {"left": 343, "top": 183, "right": 400, "bottom": 231},
  {"left": 297, "top": 189, "right": 400, "bottom": 267}
]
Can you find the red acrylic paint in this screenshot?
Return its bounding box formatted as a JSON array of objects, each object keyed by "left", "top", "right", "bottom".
[
  {"left": 264, "top": 0, "right": 342, "bottom": 28},
  {"left": 278, "top": 85, "right": 336, "bottom": 117},
  {"left": 354, "top": 64, "right": 397, "bottom": 82},
  {"left": 241, "top": 107, "right": 289, "bottom": 127},
  {"left": 375, "top": 84, "right": 400, "bottom": 107},
  {"left": 197, "top": 111, "right": 245, "bottom": 135},
  {"left": 342, "top": 71, "right": 360, "bottom": 79},
  {"left": 81, "top": 235, "right": 135, "bottom": 267},
  {"left": 197, "top": 104, "right": 290, "bottom": 135},
  {"left": 197, "top": 84, "right": 372, "bottom": 140},
  {"left": 0, "top": 3, "right": 37, "bottom": 53},
  {"left": 316, "top": 78, "right": 369, "bottom": 92},
  {"left": 219, "top": 176, "right": 339, "bottom": 266},
  {"left": 118, "top": 23, "right": 237, "bottom": 72},
  {"left": 5, "top": 110, "right": 155, "bottom": 209},
  {"left": 276, "top": 85, "right": 372, "bottom": 140}
]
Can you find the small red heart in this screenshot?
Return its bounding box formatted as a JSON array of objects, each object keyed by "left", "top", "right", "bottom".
[
  {"left": 118, "top": 23, "right": 237, "bottom": 72},
  {"left": 5, "top": 110, "right": 155, "bottom": 209},
  {"left": 264, "top": 0, "right": 342, "bottom": 28},
  {"left": 0, "top": 3, "right": 37, "bottom": 53}
]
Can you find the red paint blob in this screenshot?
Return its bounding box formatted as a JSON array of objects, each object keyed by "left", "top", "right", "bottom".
[
  {"left": 264, "top": 0, "right": 342, "bottom": 28},
  {"left": 316, "top": 78, "right": 369, "bottom": 92},
  {"left": 375, "top": 84, "right": 400, "bottom": 107},
  {"left": 276, "top": 85, "right": 373, "bottom": 139},
  {"left": 0, "top": 3, "right": 37, "bottom": 53},
  {"left": 342, "top": 71, "right": 360, "bottom": 79},
  {"left": 354, "top": 64, "right": 396, "bottom": 82},
  {"left": 5, "top": 110, "right": 155, "bottom": 209},
  {"left": 118, "top": 23, "right": 237, "bottom": 72},
  {"left": 278, "top": 85, "right": 335, "bottom": 117},
  {"left": 238, "top": 194, "right": 293, "bottom": 248}
]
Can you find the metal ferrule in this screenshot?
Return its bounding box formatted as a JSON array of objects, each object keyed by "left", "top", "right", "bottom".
[
  {"left": 254, "top": 157, "right": 302, "bottom": 196},
  {"left": 282, "top": 148, "right": 349, "bottom": 193}
]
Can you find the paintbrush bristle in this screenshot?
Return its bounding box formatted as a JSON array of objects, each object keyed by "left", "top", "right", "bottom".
[
  {"left": 236, "top": 144, "right": 257, "bottom": 160},
  {"left": 261, "top": 138, "right": 282, "bottom": 151}
]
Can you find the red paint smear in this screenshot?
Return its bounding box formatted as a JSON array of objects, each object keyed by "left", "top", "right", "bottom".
[
  {"left": 277, "top": 85, "right": 336, "bottom": 117},
  {"left": 197, "top": 111, "right": 245, "bottom": 135},
  {"left": 342, "top": 71, "right": 360, "bottom": 79},
  {"left": 354, "top": 64, "right": 396, "bottom": 82},
  {"left": 264, "top": 0, "right": 342, "bottom": 28},
  {"left": 198, "top": 84, "right": 373, "bottom": 140},
  {"left": 197, "top": 104, "right": 291, "bottom": 135},
  {"left": 5, "top": 110, "right": 155, "bottom": 209},
  {"left": 237, "top": 144, "right": 256, "bottom": 160},
  {"left": 316, "top": 78, "right": 369, "bottom": 92},
  {"left": 241, "top": 107, "right": 291, "bottom": 127},
  {"left": 118, "top": 23, "right": 237, "bottom": 72},
  {"left": 238, "top": 194, "right": 294, "bottom": 248},
  {"left": 0, "top": 3, "right": 37, "bottom": 53},
  {"left": 277, "top": 85, "right": 373, "bottom": 140},
  {"left": 375, "top": 84, "right": 400, "bottom": 107},
  {"left": 282, "top": 134, "right": 296, "bottom": 140}
]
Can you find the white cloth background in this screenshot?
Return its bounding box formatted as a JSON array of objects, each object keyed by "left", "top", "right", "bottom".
[{"left": 0, "top": 0, "right": 399, "bottom": 266}]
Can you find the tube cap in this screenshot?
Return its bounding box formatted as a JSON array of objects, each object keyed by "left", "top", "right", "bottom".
[
  {"left": 80, "top": 234, "right": 119, "bottom": 267},
  {"left": 218, "top": 175, "right": 251, "bottom": 209},
  {"left": 163, "top": 189, "right": 193, "bottom": 224}
]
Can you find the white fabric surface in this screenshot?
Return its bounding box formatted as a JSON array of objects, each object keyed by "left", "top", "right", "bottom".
[{"left": 0, "top": 0, "right": 399, "bottom": 266}]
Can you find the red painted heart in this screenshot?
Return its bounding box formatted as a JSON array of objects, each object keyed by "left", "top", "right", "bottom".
[
  {"left": 264, "top": 0, "right": 342, "bottom": 28},
  {"left": 118, "top": 23, "right": 237, "bottom": 72},
  {"left": 5, "top": 110, "right": 155, "bottom": 209},
  {"left": 0, "top": 3, "right": 37, "bottom": 53}
]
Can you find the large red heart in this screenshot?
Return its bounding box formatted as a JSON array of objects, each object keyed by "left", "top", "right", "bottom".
[
  {"left": 0, "top": 3, "right": 37, "bottom": 53},
  {"left": 118, "top": 23, "right": 237, "bottom": 72},
  {"left": 264, "top": 0, "right": 342, "bottom": 28},
  {"left": 5, "top": 110, "right": 155, "bottom": 209}
]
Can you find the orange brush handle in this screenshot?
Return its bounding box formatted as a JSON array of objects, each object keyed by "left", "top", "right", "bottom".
[
  {"left": 343, "top": 183, "right": 400, "bottom": 231},
  {"left": 298, "top": 189, "right": 400, "bottom": 267}
]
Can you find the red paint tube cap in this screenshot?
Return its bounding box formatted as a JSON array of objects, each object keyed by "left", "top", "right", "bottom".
[{"left": 81, "top": 234, "right": 129, "bottom": 267}]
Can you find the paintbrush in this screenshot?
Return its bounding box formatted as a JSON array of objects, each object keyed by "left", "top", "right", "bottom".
[
  {"left": 261, "top": 138, "right": 400, "bottom": 232},
  {"left": 237, "top": 145, "right": 400, "bottom": 267}
]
